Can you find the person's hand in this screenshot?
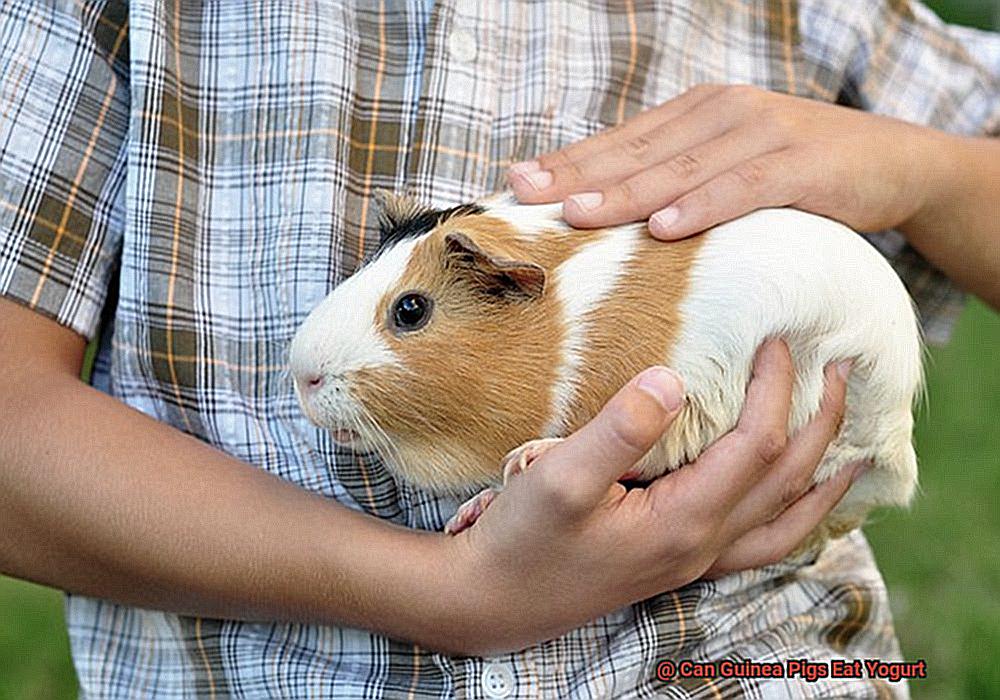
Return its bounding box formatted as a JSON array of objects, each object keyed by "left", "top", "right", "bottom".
[
  {"left": 507, "top": 84, "right": 948, "bottom": 239},
  {"left": 437, "top": 339, "right": 866, "bottom": 655}
]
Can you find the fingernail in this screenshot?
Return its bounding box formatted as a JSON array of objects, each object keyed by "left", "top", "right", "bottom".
[
  {"left": 851, "top": 459, "right": 874, "bottom": 482},
  {"left": 649, "top": 207, "right": 680, "bottom": 236},
  {"left": 511, "top": 168, "right": 553, "bottom": 192},
  {"left": 635, "top": 366, "right": 685, "bottom": 412},
  {"left": 508, "top": 160, "right": 541, "bottom": 176},
  {"left": 836, "top": 359, "right": 853, "bottom": 380},
  {"left": 566, "top": 191, "right": 603, "bottom": 213}
]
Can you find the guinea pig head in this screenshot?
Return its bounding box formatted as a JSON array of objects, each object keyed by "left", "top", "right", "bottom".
[{"left": 289, "top": 196, "right": 564, "bottom": 492}]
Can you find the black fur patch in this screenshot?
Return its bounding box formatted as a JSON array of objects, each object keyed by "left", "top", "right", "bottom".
[{"left": 377, "top": 202, "right": 485, "bottom": 253}]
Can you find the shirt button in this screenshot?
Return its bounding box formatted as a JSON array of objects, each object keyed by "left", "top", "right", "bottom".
[
  {"left": 481, "top": 663, "right": 515, "bottom": 699},
  {"left": 447, "top": 28, "right": 477, "bottom": 62}
]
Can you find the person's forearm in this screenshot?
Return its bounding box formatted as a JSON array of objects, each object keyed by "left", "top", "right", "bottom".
[
  {"left": 902, "top": 133, "right": 1000, "bottom": 309},
  {"left": 0, "top": 301, "right": 465, "bottom": 650},
  {"left": 506, "top": 86, "right": 999, "bottom": 309}
]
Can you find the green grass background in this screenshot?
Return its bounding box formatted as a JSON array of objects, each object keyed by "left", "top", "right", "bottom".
[{"left": 0, "top": 2, "right": 996, "bottom": 697}]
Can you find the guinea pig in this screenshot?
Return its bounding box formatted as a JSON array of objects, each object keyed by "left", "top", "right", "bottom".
[{"left": 289, "top": 191, "right": 922, "bottom": 542}]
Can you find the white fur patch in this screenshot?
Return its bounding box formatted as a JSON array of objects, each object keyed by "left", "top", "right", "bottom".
[
  {"left": 289, "top": 236, "right": 427, "bottom": 415},
  {"left": 544, "top": 225, "right": 643, "bottom": 435},
  {"left": 657, "top": 208, "right": 922, "bottom": 511}
]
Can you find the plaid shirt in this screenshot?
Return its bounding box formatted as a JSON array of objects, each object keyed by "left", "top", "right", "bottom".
[{"left": 1, "top": 0, "right": 997, "bottom": 697}]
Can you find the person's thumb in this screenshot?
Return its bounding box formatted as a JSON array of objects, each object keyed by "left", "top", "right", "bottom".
[{"left": 539, "top": 366, "right": 685, "bottom": 511}]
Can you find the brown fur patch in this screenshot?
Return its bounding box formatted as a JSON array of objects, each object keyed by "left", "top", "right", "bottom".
[{"left": 558, "top": 233, "right": 705, "bottom": 437}]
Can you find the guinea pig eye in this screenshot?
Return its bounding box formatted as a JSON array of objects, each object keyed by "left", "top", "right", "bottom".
[{"left": 390, "top": 292, "right": 433, "bottom": 332}]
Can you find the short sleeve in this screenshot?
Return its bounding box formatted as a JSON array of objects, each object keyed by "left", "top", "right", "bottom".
[
  {"left": 800, "top": 0, "right": 1000, "bottom": 344},
  {"left": 0, "top": 0, "right": 129, "bottom": 341}
]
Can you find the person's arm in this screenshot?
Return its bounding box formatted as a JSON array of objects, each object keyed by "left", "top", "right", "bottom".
[
  {"left": 900, "top": 133, "right": 1000, "bottom": 308},
  {"left": 0, "top": 297, "right": 461, "bottom": 646},
  {"left": 508, "top": 85, "right": 1000, "bottom": 309},
  {"left": 0, "top": 297, "right": 859, "bottom": 655},
  {"left": 508, "top": 2, "right": 1000, "bottom": 308}
]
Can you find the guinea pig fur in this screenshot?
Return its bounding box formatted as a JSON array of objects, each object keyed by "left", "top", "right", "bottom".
[{"left": 290, "top": 191, "right": 922, "bottom": 541}]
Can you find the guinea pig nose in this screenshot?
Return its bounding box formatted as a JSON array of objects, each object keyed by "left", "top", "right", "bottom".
[{"left": 298, "top": 372, "right": 325, "bottom": 393}]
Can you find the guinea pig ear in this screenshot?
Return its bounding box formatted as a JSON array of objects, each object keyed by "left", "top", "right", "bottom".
[
  {"left": 374, "top": 189, "right": 431, "bottom": 245},
  {"left": 443, "top": 231, "right": 546, "bottom": 300}
]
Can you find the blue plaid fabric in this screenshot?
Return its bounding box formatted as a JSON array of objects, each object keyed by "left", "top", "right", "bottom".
[{"left": 1, "top": 0, "right": 997, "bottom": 697}]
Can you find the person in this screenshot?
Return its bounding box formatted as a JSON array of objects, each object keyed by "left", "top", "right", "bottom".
[{"left": 0, "top": 0, "right": 996, "bottom": 697}]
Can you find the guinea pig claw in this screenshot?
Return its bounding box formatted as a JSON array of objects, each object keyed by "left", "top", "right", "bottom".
[
  {"left": 445, "top": 439, "right": 565, "bottom": 535},
  {"left": 444, "top": 488, "right": 499, "bottom": 535},
  {"left": 501, "top": 437, "right": 565, "bottom": 484}
]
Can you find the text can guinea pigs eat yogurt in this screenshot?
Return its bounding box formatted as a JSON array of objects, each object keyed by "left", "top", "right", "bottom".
[{"left": 290, "top": 192, "right": 922, "bottom": 542}]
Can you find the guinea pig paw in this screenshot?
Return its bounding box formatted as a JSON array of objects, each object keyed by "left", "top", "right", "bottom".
[
  {"left": 444, "top": 488, "right": 500, "bottom": 536},
  {"left": 501, "top": 438, "right": 565, "bottom": 484}
]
